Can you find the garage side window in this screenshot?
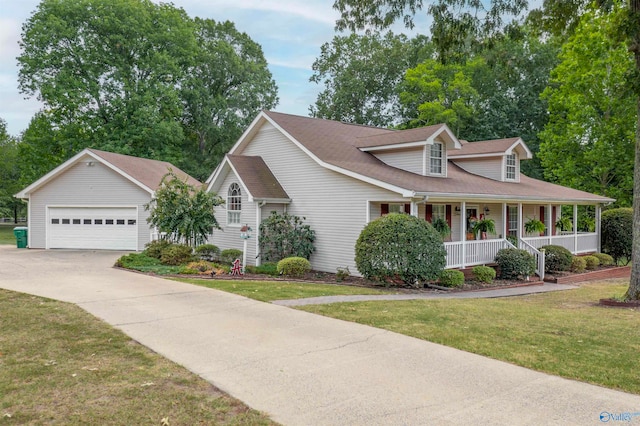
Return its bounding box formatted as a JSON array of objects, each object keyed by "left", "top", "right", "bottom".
[{"left": 227, "top": 183, "right": 241, "bottom": 225}]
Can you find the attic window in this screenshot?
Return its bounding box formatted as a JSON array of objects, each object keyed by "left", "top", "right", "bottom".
[
  {"left": 227, "top": 183, "right": 241, "bottom": 225},
  {"left": 430, "top": 142, "right": 443, "bottom": 175},
  {"left": 506, "top": 154, "right": 517, "bottom": 180}
]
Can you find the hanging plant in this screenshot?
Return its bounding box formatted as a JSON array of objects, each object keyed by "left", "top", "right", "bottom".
[
  {"left": 431, "top": 217, "right": 451, "bottom": 240},
  {"left": 555, "top": 216, "right": 572, "bottom": 232},
  {"left": 524, "top": 218, "right": 546, "bottom": 235}
]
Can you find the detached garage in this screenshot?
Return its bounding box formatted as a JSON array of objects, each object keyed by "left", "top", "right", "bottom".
[{"left": 15, "top": 148, "right": 201, "bottom": 251}]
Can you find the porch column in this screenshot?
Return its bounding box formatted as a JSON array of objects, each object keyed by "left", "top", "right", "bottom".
[
  {"left": 547, "top": 204, "right": 553, "bottom": 238},
  {"left": 460, "top": 201, "right": 466, "bottom": 269},
  {"left": 502, "top": 202, "right": 507, "bottom": 239},
  {"left": 596, "top": 204, "right": 602, "bottom": 252},
  {"left": 410, "top": 200, "right": 419, "bottom": 218},
  {"left": 573, "top": 204, "right": 578, "bottom": 253},
  {"left": 517, "top": 203, "right": 523, "bottom": 241}
]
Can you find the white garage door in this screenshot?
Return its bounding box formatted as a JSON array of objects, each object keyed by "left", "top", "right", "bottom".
[{"left": 48, "top": 207, "right": 137, "bottom": 250}]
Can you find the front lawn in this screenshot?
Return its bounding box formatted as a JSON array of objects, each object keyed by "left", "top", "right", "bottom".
[
  {"left": 174, "top": 278, "right": 395, "bottom": 302},
  {"left": 298, "top": 280, "right": 640, "bottom": 395},
  {"left": 0, "top": 224, "right": 20, "bottom": 245},
  {"left": 0, "top": 289, "right": 275, "bottom": 425}
]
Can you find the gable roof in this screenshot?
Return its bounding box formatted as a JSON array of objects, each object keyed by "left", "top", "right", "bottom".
[
  {"left": 223, "top": 111, "right": 613, "bottom": 204},
  {"left": 227, "top": 155, "right": 290, "bottom": 201},
  {"left": 15, "top": 148, "right": 201, "bottom": 198},
  {"left": 449, "top": 138, "right": 533, "bottom": 159},
  {"left": 356, "top": 124, "right": 460, "bottom": 151}
]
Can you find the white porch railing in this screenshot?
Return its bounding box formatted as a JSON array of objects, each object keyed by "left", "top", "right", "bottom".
[
  {"left": 522, "top": 232, "right": 598, "bottom": 254},
  {"left": 444, "top": 239, "right": 514, "bottom": 269},
  {"left": 518, "top": 239, "right": 545, "bottom": 280}
]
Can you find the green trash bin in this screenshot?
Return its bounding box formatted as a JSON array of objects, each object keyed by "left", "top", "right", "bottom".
[{"left": 13, "top": 227, "right": 28, "bottom": 249}]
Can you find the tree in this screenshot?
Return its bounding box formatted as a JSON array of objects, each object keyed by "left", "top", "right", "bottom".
[
  {"left": 333, "top": 0, "right": 528, "bottom": 63},
  {"left": 145, "top": 172, "right": 223, "bottom": 247},
  {"left": 180, "top": 19, "right": 278, "bottom": 179},
  {"left": 538, "top": 6, "right": 635, "bottom": 206},
  {"left": 0, "top": 119, "right": 25, "bottom": 222},
  {"left": 310, "top": 32, "right": 433, "bottom": 126},
  {"left": 18, "top": 0, "right": 196, "bottom": 163},
  {"left": 398, "top": 58, "right": 479, "bottom": 135}
]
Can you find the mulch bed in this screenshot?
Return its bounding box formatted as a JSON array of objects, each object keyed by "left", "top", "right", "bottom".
[{"left": 543, "top": 266, "right": 631, "bottom": 284}]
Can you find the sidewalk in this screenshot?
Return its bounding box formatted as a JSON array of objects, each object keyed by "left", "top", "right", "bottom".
[{"left": 273, "top": 282, "right": 578, "bottom": 306}]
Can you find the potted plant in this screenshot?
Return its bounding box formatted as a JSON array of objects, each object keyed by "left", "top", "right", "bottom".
[
  {"left": 471, "top": 217, "right": 496, "bottom": 240},
  {"left": 555, "top": 216, "right": 572, "bottom": 233},
  {"left": 431, "top": 217, "right": 451, "bottom": 241},
  {"left": 524, "top": 218, "right": 546, "bottom": 236}
]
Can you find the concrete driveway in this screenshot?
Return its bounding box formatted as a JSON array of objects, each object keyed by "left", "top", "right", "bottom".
[{"left": 1, "top": 246, "right": 639, "bottom": 425}]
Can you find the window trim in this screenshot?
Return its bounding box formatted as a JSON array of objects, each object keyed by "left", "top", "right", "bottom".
[
  {"left": 227, "top": 183, "right": 242, "bottom": 226},
  {"left": 429, "top": 142, "right": 444, "bottom": 176},
  {"left": 505, "top": 153, "right": 517, "bottom": 181}
]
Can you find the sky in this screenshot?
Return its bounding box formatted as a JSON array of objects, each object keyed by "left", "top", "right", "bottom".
[{"left": 0, "top": 0, "right": 366, "bottom": 136}]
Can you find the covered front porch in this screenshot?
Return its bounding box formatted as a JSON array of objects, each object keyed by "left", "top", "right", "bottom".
[{"left": 369, "top": 199, "right": 604, "bottom": 279}]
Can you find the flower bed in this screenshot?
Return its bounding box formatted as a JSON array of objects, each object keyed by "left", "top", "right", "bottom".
[{"left": 543, "top": 266, "right": 630, "bottom": 284}]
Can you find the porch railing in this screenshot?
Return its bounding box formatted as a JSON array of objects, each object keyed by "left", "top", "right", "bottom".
[
  {"left": 522, "top": 232, "right": 598, "bottom": 254},
  {"left": 518, "top": 239, "right": 545, "bottom": 280},
  {"left": 444, "top": 239, "right": 514, "bottom": 269}
]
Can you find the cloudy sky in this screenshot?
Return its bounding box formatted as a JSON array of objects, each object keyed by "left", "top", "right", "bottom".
[{"left": 0, "top": 0, "right": 360, "bottom": 135}]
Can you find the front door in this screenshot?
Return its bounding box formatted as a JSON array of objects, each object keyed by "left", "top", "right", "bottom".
[{"left": 466, "top": 207, "right": 478, "bottom": 239}]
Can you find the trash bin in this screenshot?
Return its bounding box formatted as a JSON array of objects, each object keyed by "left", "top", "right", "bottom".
[{"left": 13, "top": 226, "right": 28, "bottom": 249}]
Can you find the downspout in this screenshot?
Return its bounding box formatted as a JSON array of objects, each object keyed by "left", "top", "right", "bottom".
[{"left": 255, "top": 201, "right": 266, "bottom": 267}]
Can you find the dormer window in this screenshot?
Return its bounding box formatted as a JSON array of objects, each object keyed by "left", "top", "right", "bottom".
[
  {"left": 505, "top": 154, "right": 516, "bottom": 180},
  {"left": 430, "top": 142, "right": 443, "bottom": 175}
]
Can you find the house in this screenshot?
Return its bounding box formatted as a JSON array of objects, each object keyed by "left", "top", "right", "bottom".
[
  {"left": 15, "top": 148, "right": 201, "bottom": 251},
  {"left": 206, "top": 111, "right": 614, "bottom": 278}
]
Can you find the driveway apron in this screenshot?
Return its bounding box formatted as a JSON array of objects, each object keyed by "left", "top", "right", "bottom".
[{"left": 1, "top": 247, "right": 638, "bottom": 425}]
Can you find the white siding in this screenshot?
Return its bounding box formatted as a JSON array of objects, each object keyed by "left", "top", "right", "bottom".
[
  {"left": 372, "top": 147, "right": 423, "bottom": 175},
  {"left": 452, "top": 158, "right": 503, "bottom": 181},
  {"left": 209, "top": 172, "right": 257, "bottom": 261},
  {"left": 28, "top": 156, "right": 152, "bottom": 250},
  {"left": 238, "top": 126, "right": 399, "bottom": 275}
]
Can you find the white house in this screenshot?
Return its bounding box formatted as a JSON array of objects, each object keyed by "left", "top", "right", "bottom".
[
  {"left": 206, "top": 111, "right": 614, "bottom": 278},
  {"left": 15, "top": 148, "right": 201, "bottom": 251}
]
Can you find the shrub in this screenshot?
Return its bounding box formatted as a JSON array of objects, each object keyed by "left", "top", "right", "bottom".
[
  {"left": 259, "top": 212, "right": 316, "bottom": 262},
  {"left": 593, "top": 253, "right": 614, "bottom": 266},
  {"left": 115, "top": 252, "right": 160, "bottom": 268},
  {"left": 541, "top": 245, "right": 573, "bottom": 273},
  {"left": 438, "top": 270, "right": 465, "bottom": 287},
  {"left": 244, "top": 262, "right": 279, "bottom": 276},
  {"left": 571, "top": 256, "right": 586, "bottom": 273},
  {"left": 336, "top": 266, "right": 351, "bottom": 282},
  {"left": 601, "top": 208, "right": 632, "bottom": 264},
  {"left": 495, "top": 248, "right": 535, "bottom": 280},
  {"left": 160, "top": 244, "right": 194, "bottom": 266},
  {"left": 179, "top": 260, "right": 215, "bottom": 275},
  {"left": 472, "top": 265, "right": 496, "bottom": 283},
  {"left": 277, "top": 257, "right": 311, "bottom": 277},
  {"left": 194, "top": 244, "right": 220, "bottom": 261},
  {"left": 144, "top": 239, "right": 172, "bottom": 259},
  {"left": 220, "top": 248, "right": 243, "bottom": 265},
  {"left": 355, "top": 213, "right": 446, "bottom": 285},
  {"left": 583, "top": 255, "right": 600, "bottom": 270}
]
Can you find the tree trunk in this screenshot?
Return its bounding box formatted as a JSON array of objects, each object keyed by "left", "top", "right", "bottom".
[{"left": 626, "top": 2, "right": 640, "bottom": 299}]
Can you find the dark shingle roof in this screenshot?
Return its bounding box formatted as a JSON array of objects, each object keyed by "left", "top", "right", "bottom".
[
  {"left": 227, "top": 155, "right": 289, "bottom": 200},
  {"left": 259, "top": 111, "right": 612, "bottom": 203}
]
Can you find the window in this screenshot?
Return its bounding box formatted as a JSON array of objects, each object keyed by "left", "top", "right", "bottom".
[
  {"left": 105, "top": 219, "right": 114, "bottom": 225},
  {"left": 432, "top": 204, "right": 446, "bottom": 221},
  {"left": 62, "top": 219, "right": 70, "bottom": 224},
  {"left": 430, "top": 142, "right": 443, "bottom": 175},
  {"left": 83, "top": 219, "right": 91, "bottom": 224},
  {"left": 128, "top": 219, "right": 136, "bottom": 225},
  {"left": 508, "top": 205, "right": 518, "bottom": 236},
  {"left": 227, "top": 183, "right": 241, "bottom": 225},
  {"left": 116, "top": 219, "right": 125, "bottom": 225},
  {"left": 51, "top": 219, "right": 59, "bottom": 224},
  {"left": 505, "top": 154, "right": 516, "bottom": 180},
  {"left": 94, "top": 219, "right": 103, "bottom": 225},
  {"left": 388, "top": 204, "right": 404, "bottom": 214}
]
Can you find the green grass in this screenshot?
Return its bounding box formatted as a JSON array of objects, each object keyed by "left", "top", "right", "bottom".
[
  {"left": 298, "top": 280, "right": 640, "bottom": 395},
  {"left": 0, "top": 224, "right": 22, "bottom": 245},
  {"left": 174, "top": 278, "right": 395, "bottom": 302},
  {"left": 0, "top": 289, "right": 275, "bottom": 425}
]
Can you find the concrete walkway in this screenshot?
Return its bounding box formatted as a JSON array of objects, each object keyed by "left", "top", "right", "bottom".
[
  {"left": 1, "top": 246, "right": 639, "bottom": 425},
  {"left": 273, "top": 283, "right": 579, "bottom": 306}
]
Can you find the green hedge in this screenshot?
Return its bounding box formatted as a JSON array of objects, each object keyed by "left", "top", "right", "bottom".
[{"left": 495, "top": 248, "right": 535, "bottom": 280}]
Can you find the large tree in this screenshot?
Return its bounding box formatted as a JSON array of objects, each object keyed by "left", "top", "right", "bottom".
[
  {"left": 310, "top": 32, "right": 433, "bottom": 126},
  {"left": 180, "top": 18, "right": 278, "bottom": 179},
  {"left": 333, "top": 0, "right": 640, "bottom": 300},
  {"left": 0, "top": 119, "right": 25, "bottom": 222},
  {"left": 538, "top": 6, "right": 635, "bottom": 206}
]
